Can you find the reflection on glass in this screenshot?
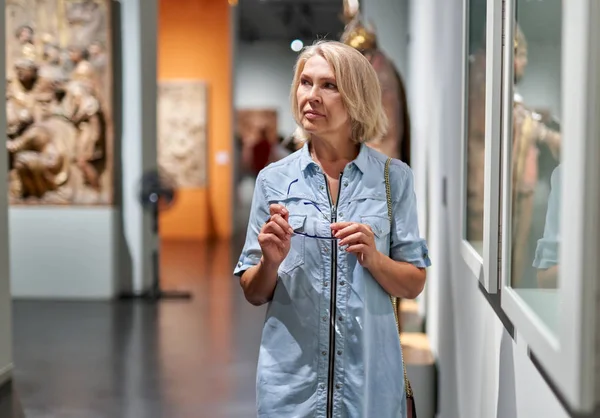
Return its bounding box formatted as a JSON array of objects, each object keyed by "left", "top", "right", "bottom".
[
  {"left": 465, "top": 0, "right": 487, "bottom": 255},
  {"left": 533, "top": 165, "right": 561, "bottom": 288},
  {"left": 510, "top": 0, "right": 562, "bottom": 334}
]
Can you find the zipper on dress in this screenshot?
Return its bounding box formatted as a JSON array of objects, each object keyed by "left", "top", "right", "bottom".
[{"left": 324, "top": 172, "right": 342, "bottom": 418}]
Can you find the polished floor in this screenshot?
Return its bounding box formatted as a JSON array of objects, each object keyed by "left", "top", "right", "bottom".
[{"left": 2, "top": 237, "right": 265, "bottom": 418}]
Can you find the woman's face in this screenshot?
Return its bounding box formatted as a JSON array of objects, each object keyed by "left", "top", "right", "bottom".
[{"left": 296, "top": 55, "right": 349, "bottom": 138}]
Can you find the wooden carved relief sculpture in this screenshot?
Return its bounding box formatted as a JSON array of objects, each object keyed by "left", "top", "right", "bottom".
[
  {"left": 5, "top": 0, "right": 113, "bottom": 204},
  {"left": 157, "top": 80, "right": 208, "bottom": 188},
  {"left": 340, "top": 0, "right": 411, "bottom": 164}
]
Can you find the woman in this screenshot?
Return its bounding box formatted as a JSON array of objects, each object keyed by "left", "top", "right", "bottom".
[{"left": 234, "top": 40, "right": 431, "bottom": 418}]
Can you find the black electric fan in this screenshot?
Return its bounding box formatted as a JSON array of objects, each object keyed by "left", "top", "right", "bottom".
[{"left": 123, "top": 169, "right": 192, "bottom": 301}]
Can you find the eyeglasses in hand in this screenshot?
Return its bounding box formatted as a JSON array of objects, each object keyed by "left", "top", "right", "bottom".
[{"left": 286, "top": 179, "right": 337, "bottom": 240}]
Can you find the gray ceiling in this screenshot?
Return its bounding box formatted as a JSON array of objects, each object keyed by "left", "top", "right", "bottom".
[
  {"left": 238, "top": 0, "right": 346, "bottom": 43},
  {"left": 237, "top": 0, "right": 562, "bottom": 46}
]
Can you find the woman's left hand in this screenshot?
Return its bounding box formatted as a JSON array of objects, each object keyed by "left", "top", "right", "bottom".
[{"left": 330, "top": 222, "right": 382, "bottom": 270}]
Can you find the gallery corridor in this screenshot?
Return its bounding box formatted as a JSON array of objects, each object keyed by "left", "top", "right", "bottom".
[{"left": 2, "top": 239, "right": 264, "bottom": 418}]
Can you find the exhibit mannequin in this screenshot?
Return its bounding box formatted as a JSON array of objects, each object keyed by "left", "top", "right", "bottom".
[{"left": 340, "top": 0, "right": 411, "bottom": 164}]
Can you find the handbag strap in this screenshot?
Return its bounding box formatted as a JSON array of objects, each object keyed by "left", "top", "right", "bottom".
[{"left": 384, "top": 157, "right": 413, "bottom": 398}]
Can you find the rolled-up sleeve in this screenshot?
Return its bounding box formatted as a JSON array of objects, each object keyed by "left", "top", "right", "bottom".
[
  {"left": 390, "top": 165, "right": 431, "bottom": 268},
  {"left": 234, "top": 172, "right": 269, "bottom": 277}
]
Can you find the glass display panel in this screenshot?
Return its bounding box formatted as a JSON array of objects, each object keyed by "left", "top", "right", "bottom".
[
  {"left": 465, "top": 0, "right": 488, "bottom": 255},
  {"left": 509, "top": 0, "right": 562, "bottom": 334}
]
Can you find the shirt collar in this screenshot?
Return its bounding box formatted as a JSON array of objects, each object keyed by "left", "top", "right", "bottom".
[
  {"left": 299, "top": 141, "right": 370, "bottom": 174},
  {"left": 352, "top": 143, "right": 370, "bottom": 174},
  {"left": 299, "top": 141, "right": 318, "bottom": 172}
]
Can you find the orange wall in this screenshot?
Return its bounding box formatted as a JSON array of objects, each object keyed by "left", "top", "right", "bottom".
[{"left": 158, "top": 0, "right": 232, "bottom": 240}]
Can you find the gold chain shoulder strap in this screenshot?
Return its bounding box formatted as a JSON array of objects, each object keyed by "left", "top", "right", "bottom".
[{"left": 384, "top": 157, "right": 413, "bottom": 398}]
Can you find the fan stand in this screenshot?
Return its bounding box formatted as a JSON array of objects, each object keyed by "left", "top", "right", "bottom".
[{"left": 120, "top": 195, "right": 192, "bottom": 301}]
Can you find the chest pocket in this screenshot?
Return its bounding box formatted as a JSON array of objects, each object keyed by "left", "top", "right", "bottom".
[
  {"left": 279, "top": 214, "right": 306, "bottom": 275},
  {"left": 360, "top": 215, "right": 391, "bottom": 253}
]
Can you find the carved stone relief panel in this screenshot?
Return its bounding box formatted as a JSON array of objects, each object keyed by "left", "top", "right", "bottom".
[{"left": 157, "top": 80, "right": 208, "bottom": 188}]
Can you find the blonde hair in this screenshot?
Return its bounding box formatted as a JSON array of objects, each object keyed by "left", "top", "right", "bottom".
[{"left": 290, "top": 40, "right": 388, "bottom": 144}]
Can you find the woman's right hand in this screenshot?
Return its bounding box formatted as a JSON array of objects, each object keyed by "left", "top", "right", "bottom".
[{"left": 258, "top": 204, "right": 294, "bottom": 269}]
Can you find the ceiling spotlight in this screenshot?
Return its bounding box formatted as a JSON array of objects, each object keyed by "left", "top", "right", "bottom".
[{"left": 291, "top": 39, "right": 304, "bottom": 52}]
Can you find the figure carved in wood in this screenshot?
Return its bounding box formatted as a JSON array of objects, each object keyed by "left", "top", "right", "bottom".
[
  {"left": 6, "top": 64, "right": 76, "bottom": 203},
  {"left": 5, "top": 0, "right": 113, "bottom": 205}
]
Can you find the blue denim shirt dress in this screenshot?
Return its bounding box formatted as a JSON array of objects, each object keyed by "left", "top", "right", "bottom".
[{"left": 234, "top": 142, "right": 431, "bottom": 418}]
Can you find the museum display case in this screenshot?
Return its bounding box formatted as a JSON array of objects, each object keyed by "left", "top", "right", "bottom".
[
  {"left": 499, "top": 0, "right": 600, "bottom": 413},
  {"left": 459, "top": 0, "right": 600, "bottom": 410}
]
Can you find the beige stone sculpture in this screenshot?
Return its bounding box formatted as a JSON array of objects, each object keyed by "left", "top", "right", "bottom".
[{"left": 157, "top": 80, "right": 208, "bottom": 188}]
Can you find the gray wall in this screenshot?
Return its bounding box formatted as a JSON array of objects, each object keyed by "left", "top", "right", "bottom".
[
  {"left": 10, "top": 208, "right": 117, "bottom": 299},
  {"left": 119, "top": 0, "right": 158, "bottom": 294},
  {"left": 0, "top": 0, "right": 13, "bottom": 385}
]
